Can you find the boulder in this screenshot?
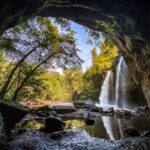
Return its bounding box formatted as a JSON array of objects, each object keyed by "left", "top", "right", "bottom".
[
  {"left": 85, "top": 119, "right": 95, "bottom": 126},
  {"left": 124, "top": 128, "right": 140, "bottom": 138},
  {"left": 53, "top": 105, "right": 76, "bottom": 114},
  {"left": 0, "top": 101, "right": 28, "bottom": 132},
  {"left": 90, "top": 106, "right": 103, "bottom": 113},
  {"left": 123, "top": 110, "right": 132, "bottom": 118},
  {"left": 135, "top": 106, "right": 150, "bottom": 114},
  {"left": 48, "top": 111, "right": 57, "bottom": 117},
  {"left": 32, "top": 103, "right": 76, "bottom": 116},
  {"left": 136, "top": 107, "right": 145, "bottom": 114},
  {"left": 105, "top": 107, "right": 114, "bottom": 116},
  {"left": 73, "top": 100, "right": 94, "bottom": 109},
  {"left": 42, "top": 117, "right": 65, "bottom": 133},
  {"left": 32, "top": 105, "right": 53, "bottom": 112},
  {"left": 115, "top": 109, "right": 132, "bottom": 118}
]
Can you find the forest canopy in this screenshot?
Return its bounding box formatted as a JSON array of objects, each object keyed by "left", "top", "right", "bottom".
[{"left": 0, "top": 17, "right": 118, "bottom": 102}]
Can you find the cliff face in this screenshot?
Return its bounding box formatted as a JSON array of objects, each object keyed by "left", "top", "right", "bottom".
[{"left": 0, "top": 0, "right": 150, "bottom": 106}]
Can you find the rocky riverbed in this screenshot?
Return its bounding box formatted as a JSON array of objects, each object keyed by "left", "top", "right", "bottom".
[
  {"left": 9, "top": 129, "right": 150, "bottom": 150},
  {"left": 0, "top": 100, "right": 150, "bottom": 150}
]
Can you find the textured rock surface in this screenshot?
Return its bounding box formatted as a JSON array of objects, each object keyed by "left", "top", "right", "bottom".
[
  {"left": 0, "top": 101, "right": 28, "bottom": 132},
  {"left": 9, "top": 129, "right": 150, "bottom": 150},
  {"left": 42, "top": 117, "right": 65, "bottom": 133},
  {"left": 0, "top": 0, "right": 150, "bottom": 106},
  {"left": 0, "top": 113, "right": 6, "bottom": 149}
]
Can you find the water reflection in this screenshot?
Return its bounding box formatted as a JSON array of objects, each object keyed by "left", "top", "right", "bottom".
[{"left": 65, "top": 116, "right": 150, "bottom": 140}]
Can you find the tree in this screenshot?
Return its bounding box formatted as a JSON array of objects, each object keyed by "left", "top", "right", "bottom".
[
  {"left": 0, "top": 17, "right": 81, "bottom": 100},
  {"left": 79, "top": 40, "right": 118, "bottom": 100},
  {"left": 64, "top": 68, "right": 84, "bottom": 100},
  {"left": 91, "top": 48, "right": 98, "bottom": 65}
]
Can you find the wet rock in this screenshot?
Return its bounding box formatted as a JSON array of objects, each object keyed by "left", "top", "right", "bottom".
[
  {"left": 32, "top": 105, "right": 53, "bottom": 112},
  {"left": 42, "top": 117, "right": 65, "bottom": 133},
  {"left": 104, "top": 107, "right": 114, "bottom": 116},
  {"left": 59, "top": 109, "right": 100, "bottom": 120},
  {"left": 9, "top": 129, "right": 150, "bottom": 150},
  {"left": 123, "top": 110, "right": 132, "bottom": 118},
  {"left": 85, "top": 119, "right": 95, "bottom": 126},
  {"left": 142, "top": 131, "right": 150, "bottom": 137},
  {"left": 90, "top": 106, "right": 103, "bottom": 113},
  {"left": 106, "top": 107, "right": 114, "bottom": 113},
  {"left": 32, "top": 103, "right": 76, "bottom": 116},
  {"left": 51, "top": 131, "right": 68, "bottom": 140},
  {"left": 115, "top": 110, "right": 123, "bottom": 118},
  {"left": 115, "top": 109, "right": 132, "bottom": 118},
  {"left": 124, "top": 128, "right": 140, "bottom": 137},
  {"left": 53, "top": 105, "right": 76, "bottom": 114},
  {"left": 144, "top": 106, "right": 150, "bottom": 113},
  {"left": 136, "top": 107, "right": 145, "bottom": 114},
  {"left": 17, "top": 128, "right": 28, "bottom": 135},
  {"left": 73, "top": 99, "right": 94, "bottom": 109},
  {"left": 0, "top": 101, "right": 28, "bottom": 132},
  {"left": 135, "top": 106, "right": 150, "bottom": 115},
  {"left": 48, "top": 111, "right": 57, "bottom": 117}
]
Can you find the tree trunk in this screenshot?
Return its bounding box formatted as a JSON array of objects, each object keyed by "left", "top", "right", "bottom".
[
  {"left": 0, "top": 46, "right": 38, "bottom": 99},
  {"left": 12, "top": 50, "right": 62, "bottom": 101}
]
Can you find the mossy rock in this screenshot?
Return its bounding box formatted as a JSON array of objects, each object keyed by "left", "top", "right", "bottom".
[{"left": 0, "top": 100, "right": 29, "bottom": 132}]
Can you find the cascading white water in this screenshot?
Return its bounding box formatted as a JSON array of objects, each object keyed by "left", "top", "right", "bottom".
[
  {"left": 99, "top": 71, "right": 111, "bottom": 106},
  {"left": 115, "top": 57, "right": 129, "bottom": 108},
  {"left": 115, "top": 57, "right": 123, "bottom": 107},
  {"left": 99, "top": 57, "right": 128, "bottom": 140},
  {"left": 99, "top": 56, "right": 129, "bottom": 108}
]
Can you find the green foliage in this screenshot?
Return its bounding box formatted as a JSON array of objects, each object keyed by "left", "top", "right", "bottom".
[
  {"left": 95, "top": 19, "right": 115, "bottom": 33},
  {"left": 79, "top": 40, "right": 118, "bottom": 100},
  {"left": 0, "top": 17, "right": 81, "bottom": 100},
  {"left": 64, "top": 68, "right": 84, "bottom": 100},
  {"left": 91, "top": 41, "right": 118, "bottom": 74},
  {"left": 0, "top": 16, "right": 118, "bottom": 102},
  {"left": 17, "top": 67, "right": 84, "bottom": 101},
  {"left": 91, "top": 48, "right": 98, "bottom": 65}
]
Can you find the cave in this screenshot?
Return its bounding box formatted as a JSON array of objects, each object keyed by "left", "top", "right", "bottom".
[
  {"left": 0, "top": 1, "right": 150, "bottom": 149},
  {"left": 1, "top": 0, "right": 150, "bottom": 106}
]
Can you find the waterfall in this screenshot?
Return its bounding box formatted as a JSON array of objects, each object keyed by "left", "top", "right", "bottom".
[
  {"left": 99, "top": 56, "right": 129, "bottom": 108},
  {"left": 115, "top": 57, "right": 128, "bottom": 108},
  {"left": 98, "top": 56, "right": 147, "bottom": 140},
  {"left": 99, "top": 71, "right": 111, "bottom": 106},
  {"left": 115, "top": 57, "right": 123, "bottom": 107},
  {"left": 98, "top": 57, "right": 128, "bottom": 140}
]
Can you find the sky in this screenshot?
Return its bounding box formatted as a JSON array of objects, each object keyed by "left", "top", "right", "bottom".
[
  {"left": 55, "top": 20, "right": 103, "bottom": 73},
  {"left": 71, "top": 22, "right": 101, "bottom": 72}
]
